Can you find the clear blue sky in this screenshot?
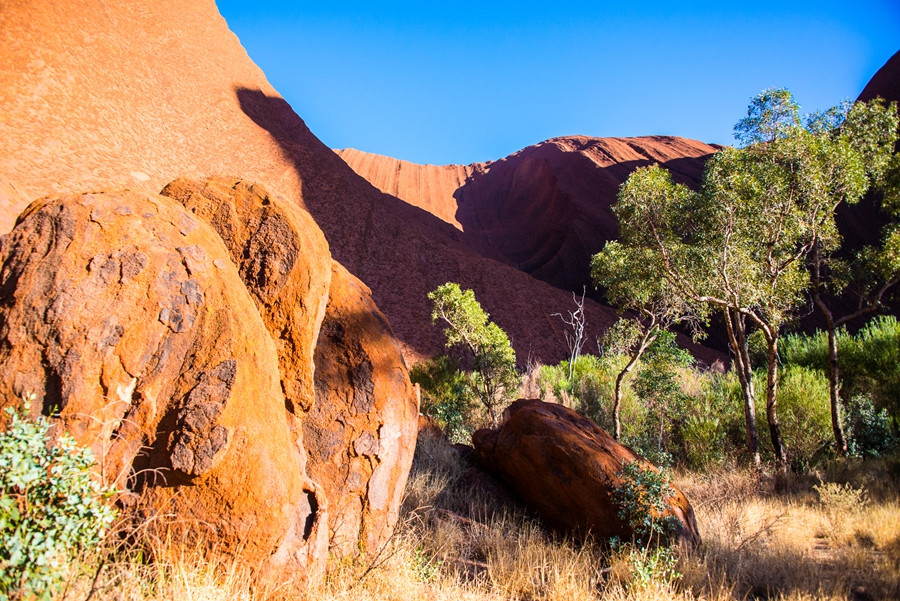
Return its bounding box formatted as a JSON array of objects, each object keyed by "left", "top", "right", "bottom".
[{"left": 216, "top": 1, "right": 899, "bottom": 166}]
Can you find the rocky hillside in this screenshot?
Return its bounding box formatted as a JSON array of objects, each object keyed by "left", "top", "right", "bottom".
[
  {"left": 339, "top": 136, "right": 717, "bottom": 296},
  {"left": 0, "top": 0, "right": 628, "bottom": 365}
]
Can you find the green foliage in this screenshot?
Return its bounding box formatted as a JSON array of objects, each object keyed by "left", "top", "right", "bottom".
[
  {"left": 734, "top": 87, "right": 801, "bottom": 145},
  {"left": 0, "top": 402, "right": 117, "bottom": 600},
  {"left": 625, "top": 545, "right": 681, "bottom": 590},
  {"left": 758, "top": 365, "right": 831, "bottom": 469},
  {"left": 781, "top": 316, "right": 900, "bottom": 443},
  {"left": 844, "top": 394, "right": 896, "bottom": 458},
  {"left": 626, "top": 332, "right": 693, "bottom": 465},
  {"left": 611, "top": 461, "right": 679, "bottom": 546},
  {"left": 428, "top": 283, "right": 519, "bottom": 425},
  {"left": 410, "top": 356, "right": 477, "bottom": 443}
]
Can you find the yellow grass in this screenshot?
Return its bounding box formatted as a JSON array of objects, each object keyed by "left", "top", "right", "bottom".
[{"left": 55, "top": 437, "right": 900, "bottom": 601}]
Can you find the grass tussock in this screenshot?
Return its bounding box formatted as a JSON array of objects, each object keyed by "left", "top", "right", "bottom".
[{"left": 52, "top": 435, "right": 900, "bottom": 601}]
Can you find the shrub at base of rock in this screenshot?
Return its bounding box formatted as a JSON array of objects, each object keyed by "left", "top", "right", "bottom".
[
  {"left": 472, "top": 399, "right": 700, "bottom": 545},
  {"left": 0, "top": 190, "right": 326, "bottom": 579}
]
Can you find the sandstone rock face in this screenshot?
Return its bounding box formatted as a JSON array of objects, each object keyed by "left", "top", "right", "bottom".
[
  {"left": 0, "top": 190, "right": 326, "bottom": 577},
  {"left": 307, "top": 262, "right": 419, "bottom": 555},
  {"left": 161, "top": 176, "right": 332, "bottom": 415},
  {"left": 473, "top": 399, "right": 700, "bottom": 544}
]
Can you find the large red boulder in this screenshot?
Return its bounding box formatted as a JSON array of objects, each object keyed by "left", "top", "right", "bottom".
[
  {"left": 473, "top": 399, "right": 700, "bottom": 545},
  {"left": 0, "top": 190, "right": 327, "bottom": 578},
  {"left": 307, "top": 262, "right": 419, "bottom": 555},
  {"left": 160, "top": 176, "right": 332, "bottom": 415}
]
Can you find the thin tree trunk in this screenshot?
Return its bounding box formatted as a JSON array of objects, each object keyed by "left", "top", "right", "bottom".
[
  {"left": 824, "top": 324, "right": 847, "bottom": 455},
  {"left": 766, "top": 336, "right": 787, "bottom": 470},
  {"left": 812, "top": 291, "right": 849, "bottom": 456},
  {"left": 724, "top": 309, "right": 761, "bottom": 468},
  {"left": 612, "top": 326, "right": 656, "bottom": 441}
]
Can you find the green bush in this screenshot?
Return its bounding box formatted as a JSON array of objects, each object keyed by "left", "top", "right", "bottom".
[
  {"left": 410, "top": 356, "right": 477, "bottom": 442},
  {"left": 845, "top": 394, "right": 897, "bottom": 458},
  {"left": 0, "top": 402, "right": 117, "bottom": 600},
  {"left": 611, "top": 461, "right": 679, "bottom": 546},
  {"left": 758, "top": 365, "right": 832, "bottom": 468}
]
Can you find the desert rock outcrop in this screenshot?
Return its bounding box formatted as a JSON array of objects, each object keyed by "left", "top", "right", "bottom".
[
  {"left": 473, "top": 399, "right": 700, "bottom": 545},
  {"left": 339, "top": 136, "right": 717, "bottom": 296},
  {"left": 308, "top": 262, "right": 419, "bottom": 555},
  {"left": 161, "top": 176, "right": 331, "bottom": 415},
  {"left": 0, "top": 190, "right": 327, "bottom": 577}
]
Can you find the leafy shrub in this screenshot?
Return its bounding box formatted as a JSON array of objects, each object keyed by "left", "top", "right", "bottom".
[
  {"left": 0, "top": 402, "right": 117, "bottom": 600},
  {"left": 410, "top": 356, "right": 477, "bottom": 443},
  {"left": 611, "top": 461, "right": 678, "bottom": 546},
  {"left": 625, "top": 545, "right": 681, "bottom": 589},
  {"left": 759, "top": 365, "right": 832, "bottom": 468},
  {"left": 845, "top": 394, "right": 897, "bottom": 458}
]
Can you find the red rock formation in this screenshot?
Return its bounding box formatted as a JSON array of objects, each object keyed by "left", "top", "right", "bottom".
[
  {"left": 160, "top": 176, "right": 332, "bottom": 415},
  {"left": 308, "top": 262, "right": 419, "bottom": 555},
  {"left": 0, "top": 0, "right": 721, "bottom": 368},
  {"left": 336, "top": 149, "right": 477, "bottom": 230},
  {"left": 339, "top": 136, "right": 718, "bottom": 295},
  {"left": 0, "top": 190, "right": 327, "bottom": 578},
  {"left": 858, "top": 50, "right": 900, "bottom": 104},
  {"left": 473, "top": 399, "right": 700, "bottom": 545}
]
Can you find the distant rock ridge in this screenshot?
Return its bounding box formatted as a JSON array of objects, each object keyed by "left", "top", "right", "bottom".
[{"left": 339, "top": 136, "right": 718, "bottom": 296}]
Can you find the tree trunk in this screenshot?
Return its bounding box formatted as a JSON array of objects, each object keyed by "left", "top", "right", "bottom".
[
  {"left": 814, "top": 297, "right": 849, "bottom": 457},
  {"left": 825, "top": 324, "right": 848, "bottom": 456},
  {"left": 724, "top": 309, "right": 761, "bottom": 468},
  {"left": 765, "top": 336, "right": 787, "bottom": 471},
  {"left": 612, "top": 327, "right": 656, "bottom": 441},
  {"left": 613, "top": 357, "right": 636, "bottom": 442}
]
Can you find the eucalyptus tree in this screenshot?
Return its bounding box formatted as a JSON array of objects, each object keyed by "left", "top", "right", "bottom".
[
  {"left": 592, "top": 237, "right": 700, "bottom": 441},
  {"left": 607, "top": 89, "right": 884, "bottom": 469},
  {"left": 428, "top": 282, "right": 518, "bottom": 426},
  {"left": 805, "top": 99, "right": 900, "bottom": 455}
]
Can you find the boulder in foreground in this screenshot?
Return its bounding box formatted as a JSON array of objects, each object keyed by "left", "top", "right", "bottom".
[
  {"left": 0, "top": 190, "right": 327, "bottom": 578},
  {"left": 472, "top": 399, "right": 700, "bottom": 545}
]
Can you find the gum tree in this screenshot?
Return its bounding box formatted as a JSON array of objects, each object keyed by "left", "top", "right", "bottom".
[
  {"left": 428, "top": 282, "right": 518, "bottom": 426},
  {"left": 592, "top": 238, "right": 700, "bottom": 441},
  {"left": 806, "top": 99, "right": 900, "bottom": 455},
  {"left": 607, "top": 89, "right": 883, "bottom": 469}
]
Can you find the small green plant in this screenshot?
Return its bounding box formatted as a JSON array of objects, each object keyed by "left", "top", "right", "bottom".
[
  {"left": 611, "top": 460, "right": 679, "bottom": 546},
  {"left": 626, "top": 545, "right": 681, "bottom": 589},
  {"left": 410, "top": 356, "right": 477, "bottom": 442},
  {"left": 411, "top": 545, "right": 442, "bottom": 583},
  {"left": 0, "top": 400, "right": 117, "bottom": 600}
]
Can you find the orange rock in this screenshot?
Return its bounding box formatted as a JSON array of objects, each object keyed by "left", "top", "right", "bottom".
[
  {"left": 307, "top": 262, "right": 419, "bottom": 555},
  {"left": 473, "top": 399, "right": 700, "bottom": 545},
  {"left": 0, "top": 190, "right": 326, "bottom": 579},
  {"left": 160, "top": 176, "right": 332, "bottom": 415}
]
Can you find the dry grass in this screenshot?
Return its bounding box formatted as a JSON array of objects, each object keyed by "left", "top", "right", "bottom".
[{"left": 54, "top": 437, "right": 900, "bottom": 601}]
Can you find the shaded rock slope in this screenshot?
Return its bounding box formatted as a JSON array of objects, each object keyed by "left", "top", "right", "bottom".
[{"left": 339, "top": 136, "right": 717, "bottom": 296}]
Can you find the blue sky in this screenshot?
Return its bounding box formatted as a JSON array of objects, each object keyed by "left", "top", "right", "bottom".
[{"left": 217, "top": 1, "right": 900, "bottom": 166}]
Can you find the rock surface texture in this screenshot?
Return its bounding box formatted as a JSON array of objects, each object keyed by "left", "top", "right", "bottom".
[
  {"left": 0, "top": 190, "right": 327, "bottom": 577},
  {"left": 308, "top": 262, "right": 419, "bottom": 554},
  {"left": 161, "top": 176, "right": 332, "bottom": 415},
  {"left": 472, "top": 399, "right": 701, "bottom": 545}
]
